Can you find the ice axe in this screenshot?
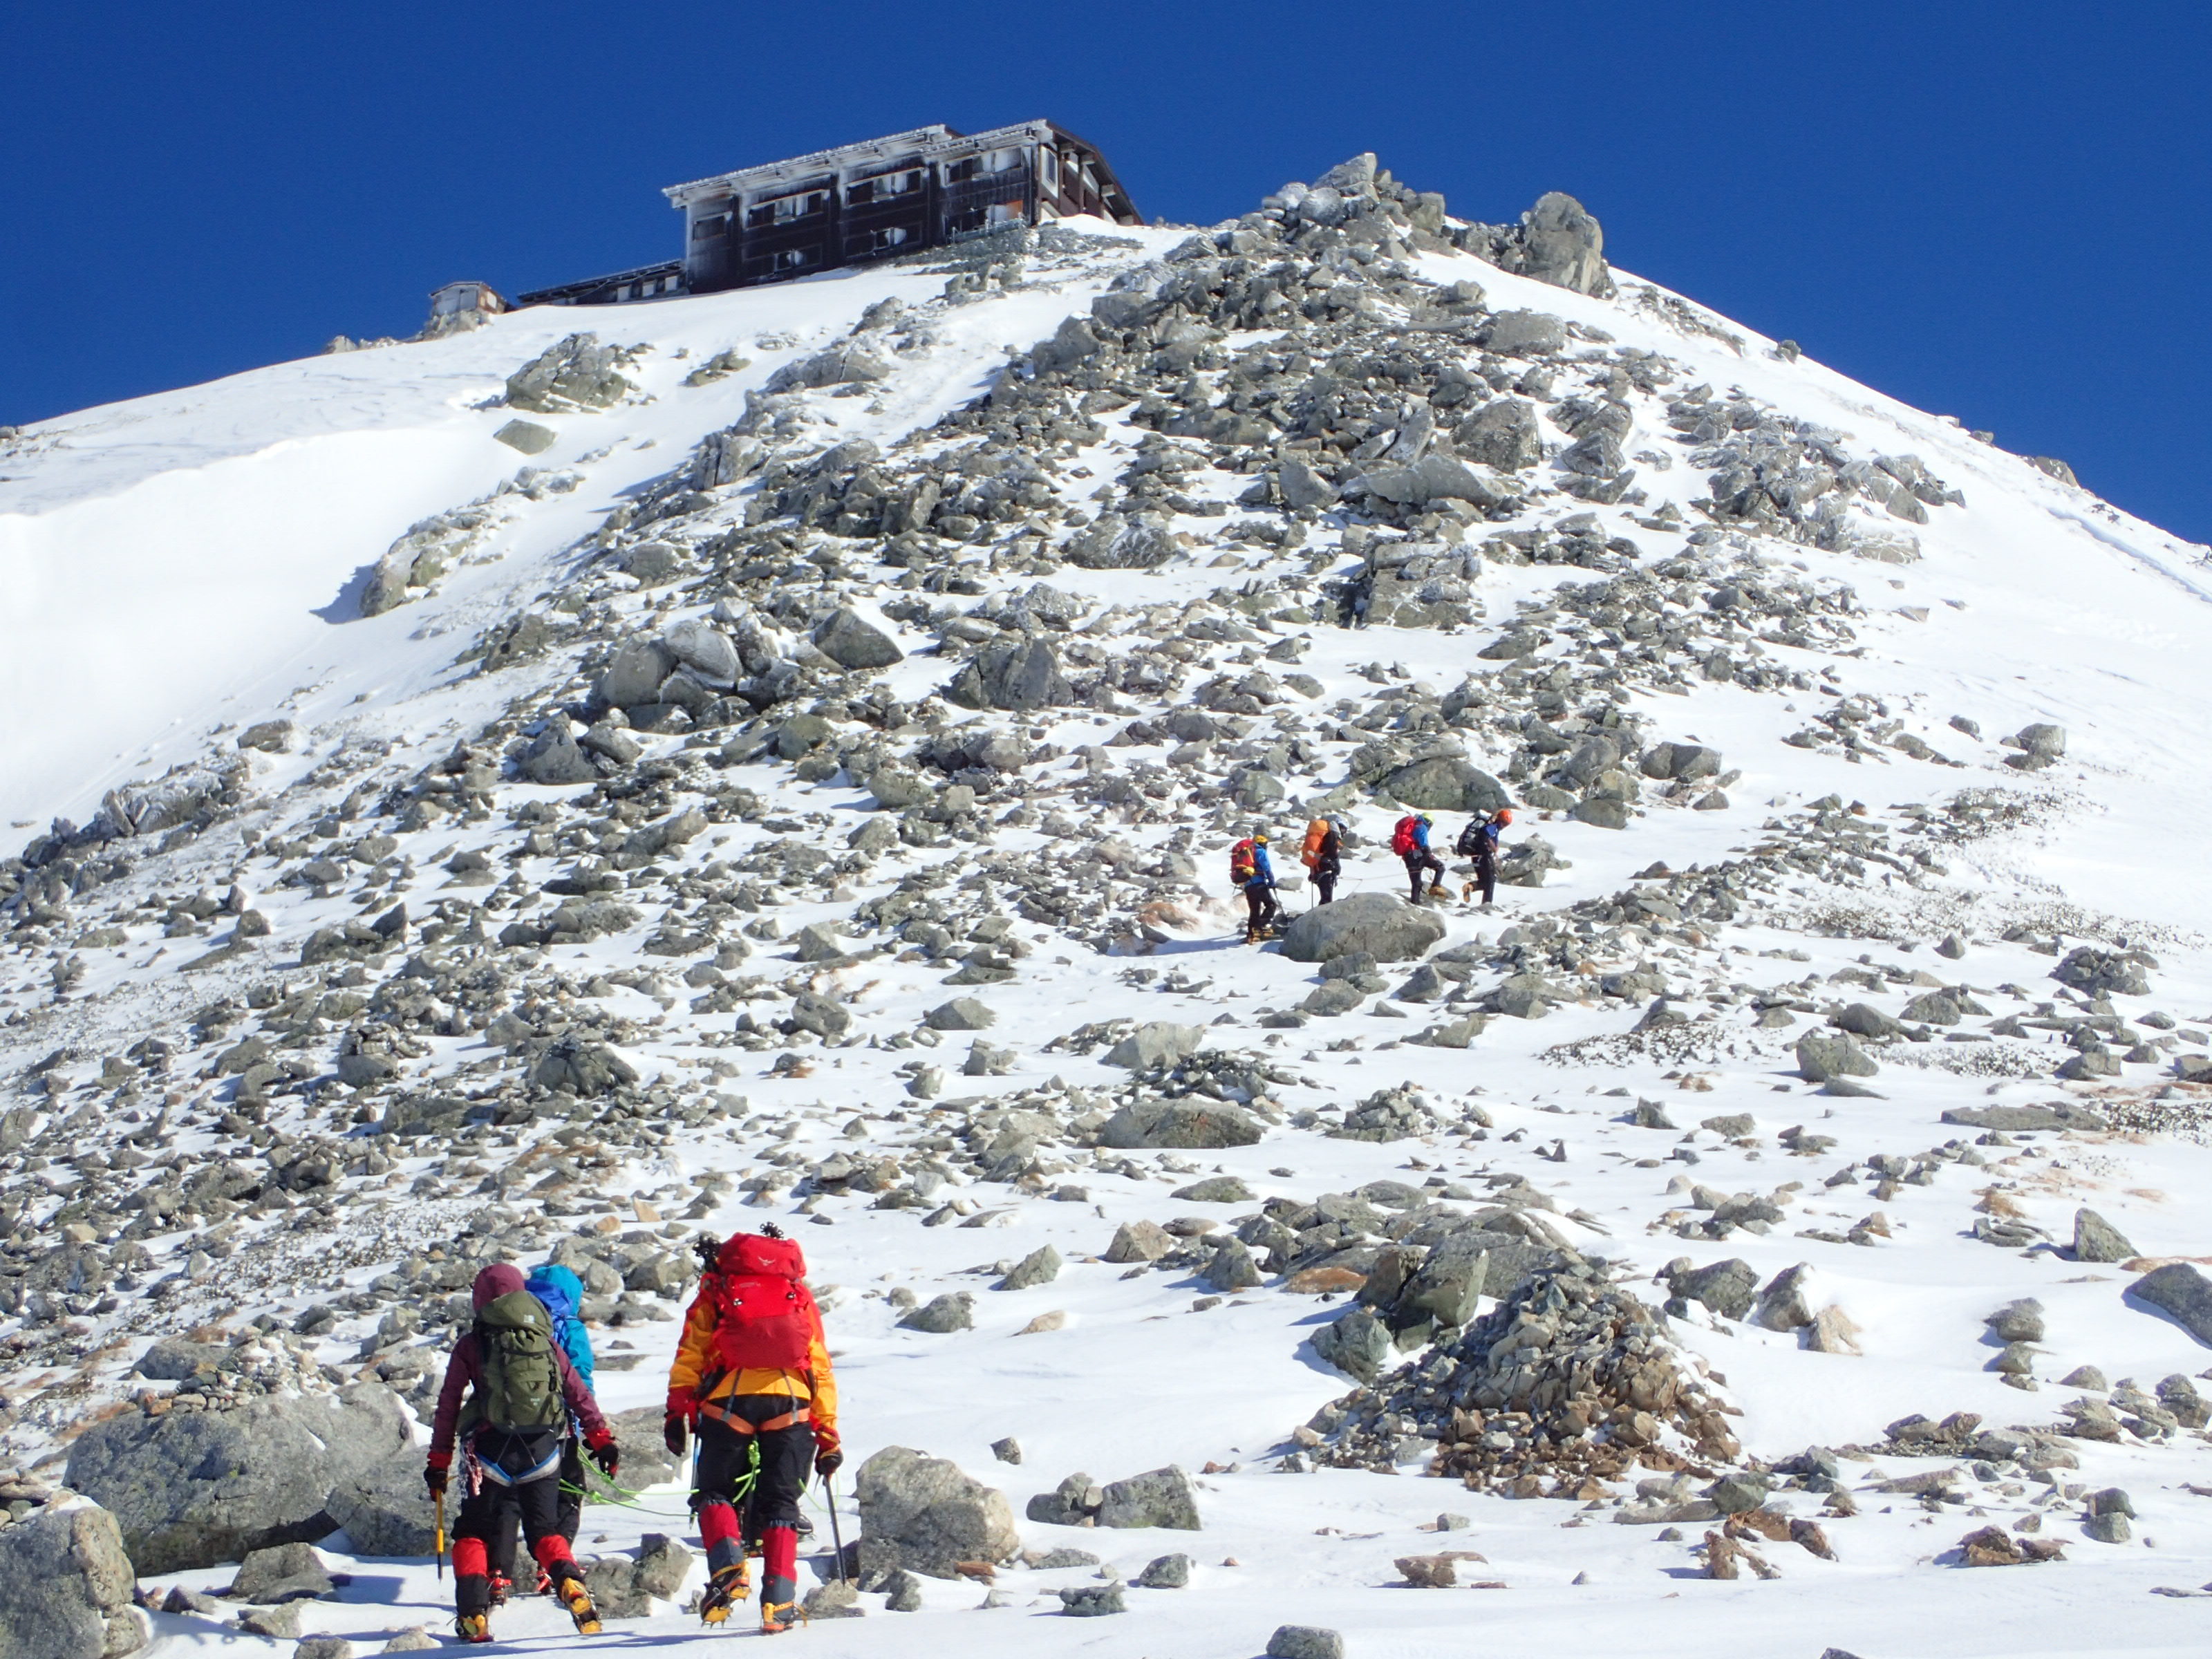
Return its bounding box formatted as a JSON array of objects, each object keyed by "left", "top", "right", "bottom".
[
  {"left": 435, "top": 1487, "right": 447, "bottom": 1581},
  {"left": 825, "top": 1476, "right": 849, "bottom": 1586}
]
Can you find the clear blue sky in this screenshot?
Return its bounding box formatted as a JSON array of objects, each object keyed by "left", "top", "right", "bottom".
[{"left": 4, "top": 2, "right": 2206, "bottom": 542}]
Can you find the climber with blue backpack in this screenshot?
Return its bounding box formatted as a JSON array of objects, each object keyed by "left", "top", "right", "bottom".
[
  {"left": 427, "top": 1264, "right": 619, "bottom": 1642},
  {"left": 485, "top": 1264, "right": 599, "bottom": 1605}
]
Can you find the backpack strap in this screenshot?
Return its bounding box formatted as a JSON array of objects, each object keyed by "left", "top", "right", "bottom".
[{"left": 698, "top": 1400, "right": 811, "bottom": 1435}]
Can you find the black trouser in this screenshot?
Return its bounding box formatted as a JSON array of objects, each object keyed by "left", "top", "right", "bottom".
[
  {"left": 454, "top": 1465, "right": 581, "bottom": 1618},
  {"left": 488, "top": 1439, "right": 583, "bottom": 1583},
  {"left": 1472, "top": 846, "right": 1497, "bottom": 906},
  {"left": 1313, "top": 865, "right": 1337, "bottom": 905},
  {"left": 693, "top": 1401, "right": 816, "bottom": 1537},
  {"left": 1244, "top": 883, "right": 1280, "bottom": 934},
  {"left": 1403, "top": 850, "right": 1443, "bottom": 901}
]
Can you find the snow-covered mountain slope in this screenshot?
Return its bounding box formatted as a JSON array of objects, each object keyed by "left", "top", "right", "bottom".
[{"left": 6, "top": 159, "right": 2212, "bottom": 1659}]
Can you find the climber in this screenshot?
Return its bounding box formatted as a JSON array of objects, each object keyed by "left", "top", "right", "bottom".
[
  {"left": 1456, "top": 807, "right": 1514, "bottom": 907},
  {"left": 427, "top": 1264, "right": 618, "bottom": 1643},
  {"left": 486, "top": 1264, "right": 599, "bottom": 1603},
  {"left": 1392, "top": 811, "right": 1445, "bottom": 904},
  {"left": 1230, "top": 831, "right": 1282, "bottom": 941},
  {"left": 1301, "top": 816, "right": 1342, "bottom": 906},
  {"left": 665, "top": 1226, "right": 841, "bottom": 1635}
]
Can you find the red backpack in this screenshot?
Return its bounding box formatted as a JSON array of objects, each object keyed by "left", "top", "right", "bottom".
[
  {"left": 704, "top": 1232, "right": 817, "bottom": 1371},
  {"left": 1229, "top": 838, "right": 1257, "bottom": 883},
  {"left": 1391, "top": 816, "right": 1418, "bottom": 856}
]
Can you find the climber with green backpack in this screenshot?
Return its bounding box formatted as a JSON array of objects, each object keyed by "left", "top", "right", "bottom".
[{"left": 427, "top": 1264, "right": 620, "bottom": 1643}]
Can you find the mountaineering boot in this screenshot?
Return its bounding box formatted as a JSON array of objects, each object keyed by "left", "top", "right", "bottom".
[
  {"left": 487, "top": 1571, "right": 512, "bottom": 1607},
  {"left": 759, "top": 1522, "right": 800, "bottom": 1634},
  {"left": 557, "top": 1573, "right": 601, "bottom": 1634},
  {"left": 453, "top": 1612, "right": 492, "bottom": 1644},
  {"left": 698, "top": 1559, "right": 751, "bottom": 1624}
]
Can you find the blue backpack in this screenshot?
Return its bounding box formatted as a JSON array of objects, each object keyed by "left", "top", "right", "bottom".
[{"left": 525, "top": 1264, "right": 594, "bottom": 1393}]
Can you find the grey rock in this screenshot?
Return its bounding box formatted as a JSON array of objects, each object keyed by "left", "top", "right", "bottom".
[
  {"left": 883, "top": 1570, "right": 924, "bottom": 1611},
  {"left": 2132, "top": 1262, "right": 2212, "bottom": 1345},
  {"left": 379, "top": 1632, "right": 437, "bottom": 1653},
  {"left": 1024, "top": 1473, "right": 1104, "bottom": 1527},
  {"left": 1057, "top": 1585, "right": 1125, "bottom": 1616},
  {"left": 1672, "top": 1258, "right": 1758, "bottom": 1322},
  {"left": 583, "top": 1556, "right": 648, "bottom": 1619},
  {"left": 1985, "top": 1299, "right": 2045, "bottom": 1344},
  {"left": 1103, "top": 1021, "right": 1204, "bottom": 1069},
  {"left": 505, "top": 333, "right": 630, "bottom": 413},
  {"left": 1280, "top": 892, "right": 1445, "bottom": 964},
  {"left": 517, "top": 718, "right": 601, "bottom": 786},
  {"left": 1313, "top": 1304, "right": 1393, "bottom": 1381},
  {"left": 232, "top": 1542, "right": 332, "bottom": 1603},
  {"left": 1066, "top": 512, "right": 1179, "bottom": 570},
  {"left": 293, "top": 1642, "right": 353, "bottom": 1659},
  {"left": 991, "top": 1438, "right": 1022, "bottom": 1465},
  {"left": 1135, "top": 1552, "right": 1190, "bottom": 1588},
  {"left": 492, "top": 419, "right": 556, "bottom": 456},
  {"left": 1278, "top": 458, "right": 1339, "bottom": 511},
  {"left": 1096, "top": 1465, "right": 1201, "bottom": 1530},
  {"left": 2074, "top": 1208, "right": 2138, "bottom": 1264},
  {"left": 1481, "top": 310, "right": 1567, "bottom": 356},
  {"left": 1172, "top": 1177, "right": 1255, "bottom": 1203},
  {"left": 1358, "top": 453, "right": 1511, "bottom": 510},
  {"left": 898, "top": 1293, "right": 975, "bottom": 1334},
  {"left": 765, "top": 344, "right": 892, "bottom": 392},
  {"left": 633, "top": 1534, "right": 692, "bottom": 1599},
  {"left": 1381, "top": 757, "right": 1508, "bottom": 815},
  {"left": 1456, "top": 399, "right": 1542, "bottom": 471},
  {"left": 1752, "top": 1264, "right": 1815, "bottom": 1332},
  {"left": 813, "top": 608, "right": 904, "bottom": 671},
  {"left": 1267, "top": 1627, "right": 1345, "bottom": 1659},
  {"left": 1203, "top": 1237, "right": 1264, "bottom": 1293},
  {"left": 2083, "top": 1510, "right": 2130, "bottom": 1544},
  {"left": 1569, "top": 796, "right": 1629, "bottom": 830},
  {"left": 925, "top": 997, "right": 996, "bottom": 1031},
  {"left": 599, "top": 640, "right": 677, "bottom": 709},
  {"left": 946, "top": 637, "right": 1073, "bottom": 712},
  {"left": 0, "top": 1499, "right": 144, "bottom": 1659},
  {"left": 999, "top": 1246, "right": 1062, "bottom": 1291},
  {"left": 803, "top": 1581, "right": 864, "bottom": 1620},
  {"left": 66, "top": 1384, "right": 411, "bottom": 1573},
  {"left": 854, "top": 1447, "right": 1019, "bottom": 1580},
  {"left": 1796, "top": 1031, "right": 1877, "bottom": 1081},
  {"left": 1103, "top": 1221, "right": 1174, "bottom": 1264},
  {"left": 661, "top": 619, "right": 740, "bottom": 685},
  {"left": 2053, "top": 946, "right": 2149, "bottom": 997},
  {"left": 239, "top": 1605, "right": 303, "bottom": 1640},
  {"left": 1096, "top": 1100, "right": 1262, "bottom": 1150},
  {"left": 1940, "top": 1103, "right": 2108, "bottom": 1133},
  {"left": 787, "top": 990, "right": 851, "bottom": 1040},
  {"left": 135, "top": 1336, "right": 228, "bottom": 1382},
  {"left": 1833, "top": 1003, "right": 1902, "bottom": 1040}
]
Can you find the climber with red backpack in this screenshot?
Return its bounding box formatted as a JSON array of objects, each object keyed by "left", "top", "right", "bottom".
[
  {"left": 1391, "top": 812, "right": 1445, "bottom": 905},
  {"left": 664, "top": 1225, "right": 840, "bottom": 1635},
  {"left": 427, "top": 1264, "right": 619, "bottom": 1643},
  {"left": 1230, "top": 830, "right": 1282, "bottom": 942}
]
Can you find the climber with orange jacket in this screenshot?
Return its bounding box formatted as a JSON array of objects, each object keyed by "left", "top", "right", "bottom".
[{"left": 664, "top": 1226, "right": 841, "bottom": 1635}]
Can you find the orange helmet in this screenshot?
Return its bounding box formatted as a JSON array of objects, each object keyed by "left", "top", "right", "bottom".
[{"left": 1495, "top": 807, "right": 1515, "bottom": 825}]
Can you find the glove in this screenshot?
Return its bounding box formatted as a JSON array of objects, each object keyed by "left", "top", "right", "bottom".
[
  {"left": 424, "top": 1463, "right": 447, "bottom": 1499},
  {"left": 664, "top": 1412, "right": 688, "bottom": 1457},
  {"left": 813, "top": 1427, "right": 842, "bottom": 1481},
  {"left": 590, "top": 1439, "right": 620, "bottom": 1481}
]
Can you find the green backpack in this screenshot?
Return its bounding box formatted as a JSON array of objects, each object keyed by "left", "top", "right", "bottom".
[{"left": 471, "top": 1290, "right": 563, "bottom": 1432}]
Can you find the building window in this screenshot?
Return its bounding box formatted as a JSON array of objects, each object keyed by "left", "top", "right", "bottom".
[
  {"left": 944, "top": 206, "right": 986, "bottom": 236},
  {"left": 850, "top": 169, "right": 918, "bottom": 205},
  {"left": 986, "top": 201, "right": 1022, "bottom": 227},
  {"left": 774, "top": 247, "right": 812, "bottom": 270},
  {"left": 748, "top": 190, "right": 827, "bottom": 229},
  {"left": 1039, "top": 147, "right": 1059, "bottom": 191},
  {"left": 943, "top": 156, "right": 980, "bottom": 185},
  {"left": 691, "top": 214, "right": 729, "bottom": 242},
  {"left": 984, "top": 147, "right": 1022, "bottom": 175}
]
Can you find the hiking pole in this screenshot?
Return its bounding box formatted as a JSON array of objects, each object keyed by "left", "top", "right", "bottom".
[
  {"left": 435, "top": 1488, "right": 447, "bottom": 1581},
  {"left": 824, "top": 1477, "right": 848, "bottom": 1586}
]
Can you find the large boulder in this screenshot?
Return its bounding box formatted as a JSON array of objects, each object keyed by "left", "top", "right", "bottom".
[
  {"left": 945, "top": 637, "right": 1072, "bottom": 712},
  {"left": 603, "top": 1406, "right": 682, "bottom": 1493},
  {"left": 1097, "top": 1100, "right": 1262, "bottom": 1151},
  {"left": 0, "top": 1499, "right": 146, "bottom": 1659},
  {"left": 1280, "top": 892, "right": 1445, "bottom": 965},
  {"left": 2074, "top": 1208, "right": 2138, "bottom": 1264},
  {"left": 1381, "top": 757, "right": 1508, "bottom": 815},
  {"left": 1458, "top": 194, "right": 1613, "bottom": 298},
  {"left": 854, "top": 1447, "right": 1019, "bottom": 1581},
  {"left": 1456, "top": 399, "right": 1542, "bottom": 471},
  {"left": 2131, "top": 1263, "right": 2212, "bottom": 1345},
  {"left": 813, "top": 608, "right": 903, "bottom": 671},
  {"left": 1102, "top": 1022, "right": 1203, "bottom": 1069},
  {"left": 325, "top": 1447, "right": 435, "bottom": 1559},
  {"left": 1096, "top": 1466, "right": 1201, "bottom": 1530},
  {"left": 516, "top": 718, "right": 600, "bottom": 787},
  {"left": 1795, "top": 1031, "right": 1876, "bottom": 1082},
  {"left": 505, "top": 333, "right": 630, "bottom": 413},
  {"left": 65, "top": 1385, "right": 412, "bottom": 1573},
  {"left": 1356, "top": 453, "right": 1511, "bottom": 510}
]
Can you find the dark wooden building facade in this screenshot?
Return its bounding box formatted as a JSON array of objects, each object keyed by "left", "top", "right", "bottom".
[{"left": 516, "top": 121, "right": 1139, "bottom": 308}]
